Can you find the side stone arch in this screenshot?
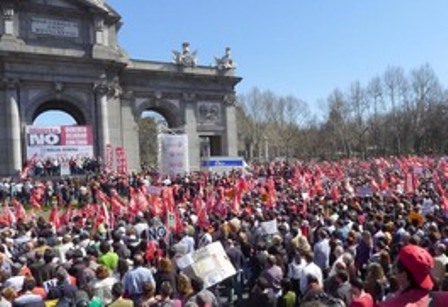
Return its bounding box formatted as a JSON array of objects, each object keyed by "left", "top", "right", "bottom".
[
  {"left": 133, "top": 98, "right": 184, "bottom": 128},
  {"left": 24, "top": 92, "right": 91, "bottom": 126}
]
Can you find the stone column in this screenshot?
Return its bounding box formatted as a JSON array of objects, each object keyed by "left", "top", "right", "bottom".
[
  {"left": 5, "top": 80, "right": 22, "bottom": 174},
  {"left": 94, "top": 84, "right": 110, "bottom": 160},
  {"left": 183, "top": 94, "right": 200, "bottom": 171},
  {"left": 121, "top": 91, "right": 140, "bottom": 171},
  {"left": 224, "top": 95, "right": 238, "bottom": 157}
]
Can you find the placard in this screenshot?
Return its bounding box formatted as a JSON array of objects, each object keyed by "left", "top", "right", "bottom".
[
  {"left": 261, "top": 219, "right": 278, "bottom": 235},
  {"left": 176, "top": 242, "right": 236, "bottom": 288},
  {"left": 26, "top": 125, "right": 93, "bottom": 160},
  {"left": 158, "top": 134, "right": 189, "bottom": 176},
  {"left": 147, "top": 225, "right": 167, "bottom": 240},
  {"left": 356, "top": 186, "right": 373, "bottom": 198}
]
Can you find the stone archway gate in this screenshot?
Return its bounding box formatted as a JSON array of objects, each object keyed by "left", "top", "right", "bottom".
[{"left": 0, "top": 0, "right": 241, "bottom": 176}]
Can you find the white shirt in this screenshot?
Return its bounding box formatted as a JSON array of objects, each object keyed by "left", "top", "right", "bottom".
[
  {"left": 299, "top": 262, "right": 323, "bottom": 294},
  {"left": 57, "top": 242, "right": 74, "bottom": 263},
  {"left": 180, "top": 235, "right": 195, "bottom": 254},
  {"left": 287, "top": 258, "right": 306, "bottom": 280},
  {"left": 198, "top": 233, "right": 212, "bottom": 248},
  {"left": 94, "top": 276, "right": 118, "bottom": 305}
]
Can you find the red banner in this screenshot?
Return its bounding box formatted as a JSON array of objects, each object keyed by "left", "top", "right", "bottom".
[
  {"left": 115, "top": 147, "right": 128, "bottom": 174},
  {"left": 105, "top": 144, "right": 113, "bottom": 172}
]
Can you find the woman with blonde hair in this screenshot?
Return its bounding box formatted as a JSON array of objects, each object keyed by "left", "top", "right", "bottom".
[
  {"left": 0, "top": 287, "right": 16, "bottom": 306},
  {"left": 176, "top": 272, "right": 194, "bottom": 305},
  {"left": 379, "top": 251, "right": 392, "bottom": 277},
  {"left": 365, "top": 262, "right": 387, "bottom": 304}
]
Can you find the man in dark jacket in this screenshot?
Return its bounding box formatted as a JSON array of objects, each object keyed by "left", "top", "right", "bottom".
[
  {"left": 46, "top": 269, "right": 78, "bottom": 303},
  {"left": 250, "top": 277, "right": 277, "bottom": 307},
  {"left": 67, "top": 249, "right": 88, "bottom": 288}
]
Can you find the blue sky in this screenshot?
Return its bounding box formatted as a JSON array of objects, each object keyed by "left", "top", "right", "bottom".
[{"left": 35, "top": 0, "right": 448, "bottom": 125}]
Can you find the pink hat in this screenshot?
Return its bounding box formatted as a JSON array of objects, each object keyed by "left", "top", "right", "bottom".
[{"left": 398, "top": 244, "right": 434, "bottom": 290}]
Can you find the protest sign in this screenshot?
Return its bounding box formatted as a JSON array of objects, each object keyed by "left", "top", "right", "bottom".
[
  {"left": 176, "top": 242, "right": 236, "bottom": 288},
  {"left": 147, "top": 225, "right": 167, "bottom": 240},
  {"left": 261, "top": 219, "right": 278, "bottom": 235},
  {"left": 356, "top": 186, "right": 373, "bottom": 198}
]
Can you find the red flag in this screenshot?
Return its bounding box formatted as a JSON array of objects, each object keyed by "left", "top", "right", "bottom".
[
  {"left": 136, "top": 187, "right": 150, "bottom": 211},
  {"left": 194, "top": 197, "right": 210, "bottom": 228},
  {"left": 404, "top": 172, "right": 416, "bottom": 194},
  {"left": 110, "top": 190, "right": 127, "bottom": 217},
  {"left": 3, "top": 203, "right": 16, "bottom": 227},
  {"left": 150, "top": 195, "right": 164, "bottom": 217},
  {"left": 96, "top": 189, "right": 111, "bottom": 204},
  {"left": 60, "top": 203, "right": 73, "bottom": 225},
  {"left": 230, "top": 192, "right": 240, "bottom": 214},
  {"left": 441, "top": 195, "right": 448, "bottom": 215},
  {"left": 330, "top": 184, "right": 340, "bottom": 202},
  {"left": 174, "top": 210, "right": 185, "bottom": 233},
  {"left": 162, "top": 187, "right": 175, "bottom": 213},
  {"left": 49, "top": 205, "right": 61, "bottom": 230},
  {"left": 12, "top": 198, "right": 27, "bottom": 222},
  {"left": 145, "top": 240, "right": 158, "bottom": 262},
  {"left": 205, "top": 188, "right": 216, "bottom": 210},
  {"left": 20, "top": 154, "right": 37, "bottom": 180}
]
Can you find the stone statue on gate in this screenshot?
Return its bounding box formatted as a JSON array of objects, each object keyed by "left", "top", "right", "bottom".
[
  {"left": 172, "top": 42, "right": 198, "bottom": 67},
  {"left": 215, "top": 47, "right": 236, "bottom": 70}
]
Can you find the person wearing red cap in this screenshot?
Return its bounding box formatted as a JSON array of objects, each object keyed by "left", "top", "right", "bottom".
[{"left": 379, "top": 244, "right": 434, "bottom": 307}]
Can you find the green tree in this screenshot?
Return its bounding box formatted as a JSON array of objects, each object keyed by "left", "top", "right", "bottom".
[{"left": 138, "top": 116, "right": 158, "bottom": 167}]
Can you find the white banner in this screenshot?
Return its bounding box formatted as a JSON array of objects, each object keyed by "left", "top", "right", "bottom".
[
  {"left": 158, "top": 134, "right": 189, "bottom": 176},
  {"left": 261, "top": 219, "right": 278, "bottom": 235},
  {"left": 26, "top": 125, "right": 94, "bottom": 160}
]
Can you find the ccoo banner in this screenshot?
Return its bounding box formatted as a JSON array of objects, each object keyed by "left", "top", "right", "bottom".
[
  {"left": 26, "top": 125, "right": 93, "bottom": 160},
  {"left": 105, "top": 144, "right": 114, "bottom": 172},
  {"left": 158, "top": 134, "right": 189, "bottom": 176},
  {"left": 115, "top": 147, "right": 128, "bottom": 174}
]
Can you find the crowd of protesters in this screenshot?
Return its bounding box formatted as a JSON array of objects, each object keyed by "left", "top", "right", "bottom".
[
  {"left": 0, "top": 157, "right": 447, "bottom": 306},
  {"left": 23, "top": 157, "right": 101, "bottom": 178}
]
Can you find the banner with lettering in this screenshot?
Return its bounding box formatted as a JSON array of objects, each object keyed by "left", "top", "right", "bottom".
[
  {"left": 26, "top": 126, "right": 93, "bottom": 160},
  {"left": 158, "top": 134, "right": 190, "bottom": 176},
  {"left": 105, "top": 144, "right": 114, "bottom": 172},
  {"left": 115, "top": 147, "right": 128, "bottom": 174}
]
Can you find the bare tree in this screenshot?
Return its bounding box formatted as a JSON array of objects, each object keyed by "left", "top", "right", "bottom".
[
  {"left": 409, "top": 64, "right": 443, "bottom": 153},
  {"left": 325, "top": 89, "right": 353, "bottom": 157},
  {"left": 383, "top": 66, "right": 409, "bottom": 154},
  {"left": 348, "top": 81, "right": 369, "bottom": 158},
  {"left": 366, "top": 76, "right": 385, "bottom": 154}
]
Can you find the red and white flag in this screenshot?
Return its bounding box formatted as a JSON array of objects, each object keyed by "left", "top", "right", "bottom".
[
  {"left": 115, "top": 147, "right": 128, "bottom": 174},
  {"left": 105, "top": 144, "right": 114, "bottom": 172}
]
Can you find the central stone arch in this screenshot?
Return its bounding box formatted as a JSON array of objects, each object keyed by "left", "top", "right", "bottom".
[{"left": 24, "top": 93, "right": 90, "bottom": 126}]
